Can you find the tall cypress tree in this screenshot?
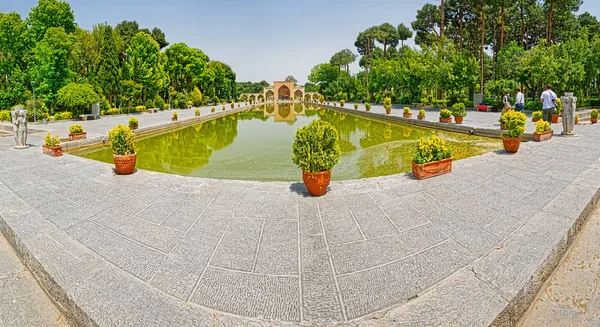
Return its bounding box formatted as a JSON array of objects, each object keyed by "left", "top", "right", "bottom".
[{"left": 97, "top": 25, "right": 120, "bottom": 106}]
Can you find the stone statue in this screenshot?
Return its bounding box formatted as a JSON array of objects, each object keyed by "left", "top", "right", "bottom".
[
  {"left": 561, "top": 93, "right": 577, "bottom": 136},
  {"left": 11, "top": 106, "right": 28, "bottom": 149}
]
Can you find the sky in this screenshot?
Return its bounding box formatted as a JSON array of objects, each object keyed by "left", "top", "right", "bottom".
[{"left": 2, "top": 0, "right": 600, "bottom": 85}]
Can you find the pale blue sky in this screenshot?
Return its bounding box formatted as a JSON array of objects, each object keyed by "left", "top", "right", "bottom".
[{"left": 2, "top": 0, "right": 599, "bottom": 84}]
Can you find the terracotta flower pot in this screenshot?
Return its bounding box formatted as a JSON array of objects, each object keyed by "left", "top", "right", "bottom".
[
  {"left": 411, "top": 158, "right": 452, "bottom": 180},
  {"left": 172, "top": 117, "right": 177, "bottom": 121},
  {"left": 195, "top": 113, "right": 200, "bottom": 117},
  {"left": 454, "top": 116, "right": 464, "bottom": 124},
  {"left": 439, "top": 117, "right": 452, "bottom": 123},
  {"left": 502, "top": 137, "right": 521, "bottom": 153},
  {"left": 366, "top": 108, "right": 371, "bottom": 112},
  {"left": 113, "top": 153, "right": 137, "bottom": 175},
  {"left": 592, "top": 118, "right": 598, "bottom": 124},
  {"left": 129, "top": 125, "right": 138, "bottom": 131},
  {"left": 386, "top": 109, "right": 392, "bottom": 114},
  {"left": 533, "top": 130, "right": 553, "bottom": 142},
  {"left": 551, "top": 114, "right": 559, "bottom": 124},
  {"left": 340, "top": 104, "right": 344, "bottom": 107},
  {"left": 532, "top": 117, "right": 540, "bottom": 122},
  {"left": 42, "top": 145, "right": 62, "bottom": 157},
  {"left": 418, "top": 115, "right": 425, "bottom": 120},
  {"left": 302, "top": 170, "right": 331, "bottom": 196},
  {"left": 403, "top": 113, "right": 412, "bottom": 118},
  {"left": 68, "top": 132, "right": 87, "bottom": 141}
]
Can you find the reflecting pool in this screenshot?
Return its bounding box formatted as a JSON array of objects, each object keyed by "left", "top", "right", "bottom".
[{"left": 71, "top": 103, "right": 502, "bottom": 181}]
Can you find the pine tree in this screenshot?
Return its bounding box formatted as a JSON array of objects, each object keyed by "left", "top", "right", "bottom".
[{"left": 97, "top": 25, "right": 120, "bottom": 106}]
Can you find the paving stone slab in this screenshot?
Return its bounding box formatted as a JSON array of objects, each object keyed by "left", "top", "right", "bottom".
[
  {"left": 338, "top": 240, "right": 473, "bottom": 319},
  {"left": 190, "top": 266, "right": 300, "bottom": 321}
]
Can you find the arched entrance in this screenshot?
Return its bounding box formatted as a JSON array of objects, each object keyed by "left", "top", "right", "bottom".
[
  {"left": 278, "top": 85, "right": 291, "bottom": 100},
  {"left": 294, "top": 89, "right": 303, "bottom": 100},
  {"left": 266, "top": 90, "right": 274, "bottom": 101}
]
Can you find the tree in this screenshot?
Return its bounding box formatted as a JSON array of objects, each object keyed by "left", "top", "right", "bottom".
[
  {"left": 123, "top": 32, "right": 162, "bottom": 102},
  {"left": 30, "top": 27, "right": 74, "bottom": 109},
  {"left": 190, "top": 86, "right": 203, "bottom": 106},
  {"left": 285, "top": 75, "right": 297, "bottom": 83},
  {"left": 56, "top": 82, "right": 100, "bottom": 114},
  {"left": 26, "top": 0, "right": 76, "bottom": 43},
  {"left": 151, "top": 27, "right": 169, "bottom": 49},
  {"left": 164, "top": 43, "right": 209, "bottom": 92},
  {"left": 97, "top": 25, "right": 121, "bottom": 105},
  {"left": 397, "top": 23, "right": 413, "bottom": 48},
  {"left": 330, "top": 49, "right": 357, "bottom": 74},
  {"left": 375, "top": 23, "right": 399, "bottom": 58},
  {"left": 544, "top": 0, "right": 582, "bottom": 44},
  {"left": 0, "top": 12, "right": 28, "bottom": 108},
  {"left": 68, "top": 28, "right": 99, "bottom": 84},
  {"left": 115, "top": 20, "right": 139, "bottom": 49},
  {"left": 578, "top": 12, "right": 600, "bottom": 40},
  {"left": 412, "top": 3, "right": 441, "bottom": 46}
]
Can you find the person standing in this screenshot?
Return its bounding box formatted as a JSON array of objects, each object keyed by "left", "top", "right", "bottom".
[
  {"left": 502, "top": 91, "right": 512, "bottom": 114},
  {"left": 514, "top": 88, "right": 524, "bottom": 113},
  {"left": 540, "top": 84, "right": 557, "bottom": 125}
]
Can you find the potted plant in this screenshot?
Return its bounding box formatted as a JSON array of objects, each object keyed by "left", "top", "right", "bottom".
[
  {"left": 591, "top": 109, "right": 598, "bottom": 124},
  {"left": 68, "top": 124, "right": 86, "bottom": 141},
  {"left": 383, "top": 97, "right": 392, "bottom": 114},
  {"left": 108, "top": 125, "right": 136, "bottom": 175},
  {"left": 340, "top": 100, "right": 345, "bottom": 107},
  {"left": 230, "top": 102, "right": 234, "bottom": 109},
  {"left": 292, "top": 120, "right": 341, "bottom": 196},
  {"left": 501, "top": 111, "right": 527, "bottom": 153},
  {"left": 439, "top": 109, "right": 452, "bottom": 123},
  {"left": 333, "top": 102, "right": 337, "bottom": 107},
  {"left": 532, "top": 111, "right": 543, "bottom": 122},
  {"left": 172, "top": 111, "right": 178, "bottom": 121},
  {"left": 403, "top": 107, "right": 412, "bottom": 118},
  {"left": 533, "top": 119, "right": 553, "bottom": 142},
  {"left": 128, "top": 117, "right": 138, "bottom": 130},
  {"left": 552, "top": 98, "right": 562, "bottom": 124},
  {"left": 354, "top": 104, "right": 359, "bottom": 110},
  {"left": 365, "top": 103, "right": 371, "bottom": 112},
  {"left": 211, "top": 107, "right": 216, "bottom": 113},
  {"left": 43, "top": 133, "right": 62, "bottom": 157},
  {"left": 575, "top": 114, "right": 579, "bottom": 125},
  {"left": 187, "top": 101, "right": 193, "bottom": 109},
  {"left": 237, "top": 103, "right": 240, "bottom": 108},
  {"left": 195, "top": 109, "right": 200, "bottom": 117},
  {"left": 418, "top": 109, "right": 426, "bottom": 120},
  {"left": 451, "top": 103, "right": 466, "bottom": 124},
  {"left": 411, "top": 135, "right": 452, "bottom": 180},
  {"left": 222, "top": 105, "right": 226, "bottom": 111}
]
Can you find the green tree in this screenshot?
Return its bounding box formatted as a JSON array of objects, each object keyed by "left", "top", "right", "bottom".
[
  {"left": 0, "top": 12, "right": 28, "bottom": 108},
  {"left": 26, "top": 0, "right": 76, "bottom": 43},
  {"left": 412, "top": 4, "right": 441, "bottom": 46},
  {"left": 123, "top": 32, "right": 162, "bottom": 102},
  {"left": 151, "top": 27, "right": 169, "bottom": 49},
  {"left": 97, "top": 25, "right": 121, "bottom": 106},
  {"left": 164, "top": 42, "right": 209, "bottom": 92},
  {"left": 397, "top": 23, "right": 413, "bottom": 48},
  {"left": 56, "top": 82, "right": 100, "bottom": 114},
  {"left": 68, "top": 28, "right": 99, "bottom": 84},
  {"left": 115, "top": 20, "right": 139, "bottom": 49},
  {"left": 375, "top": 23, "right": 399, "bottom": 58},
  {"left": 285, "top": 75, "right": 297, "bottom": 83},
  {"left": 30, "top": 27, "right": 74, "bottom": 109},
  {"left": 190, "top": 86, "right": 203, "bottom": 106}
]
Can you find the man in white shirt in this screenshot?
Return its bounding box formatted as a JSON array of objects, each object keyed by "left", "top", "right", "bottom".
[
  {"left": 514, "top": 88, "right": 524, "bottom": 113},
  {"left": 540, "top": 84, "right": 557, "bottom": 125}
]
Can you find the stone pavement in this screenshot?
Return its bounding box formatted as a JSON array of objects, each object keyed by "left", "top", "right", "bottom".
[
  {"left": 0, "top": 103, "right": 599, "bottom": 326},
  {"left": 0, "top": 231, "right": 68, "bottom": 327},
  {"left": 520, "top": 205, "right": 600, "bottom": 326}
]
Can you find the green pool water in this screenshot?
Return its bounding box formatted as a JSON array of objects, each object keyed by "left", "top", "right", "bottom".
[{"left": 72, "top": 103, "right": 502, "bottom": 181}]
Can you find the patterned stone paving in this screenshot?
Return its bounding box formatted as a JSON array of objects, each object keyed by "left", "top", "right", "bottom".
[{"left": 0, "top": 108, "right": 599, "bottom": 326}]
